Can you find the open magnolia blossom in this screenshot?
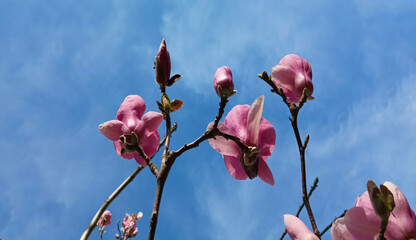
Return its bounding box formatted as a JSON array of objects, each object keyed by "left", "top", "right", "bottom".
[
  {"left": 284, "top": 214, "right": 319, "bottom": 240},
  {"left": 331, "top": 181, "right": 416, "bottom": 240},
  {"left": 271, "top": 54, "right": 313, "bottom": 103},
  {"left": 122, "top": 212, "right": 143, "bottom": 240},
  {"left": 207, "top": 95, "right": 276, "bottom": 185},
  {"left": 99, "top": 95, "right": 163, "bottom": 166}
]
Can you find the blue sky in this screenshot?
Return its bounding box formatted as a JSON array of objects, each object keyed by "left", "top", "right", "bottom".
[{"left": 1, "top": 1, "right": 416, "bottom": 239}]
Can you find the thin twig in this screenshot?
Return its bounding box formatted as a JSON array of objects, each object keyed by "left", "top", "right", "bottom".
[
  {"left": 213, "top": 97, "right": 228, "bottom": 129},
  {"left": 80, "top": 166, "right": 145, "bottom": 240},
  {"left": 295, "top": 177, "right": 319, "bottom": 217},
  {"left": 280, "top": 177, "right": 319, "bottom": 240},
  {"left": 319, "top": 210, "right": 347, "bottom": 237},
  {"left": 158, "top": 123, "right": 177, "bottom": 151},
  {"left": 291, "top": 109, "right": 320, "bottom": 236}
]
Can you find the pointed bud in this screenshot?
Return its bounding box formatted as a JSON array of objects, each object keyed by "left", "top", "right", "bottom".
[
  {"left": 155, "top": 39, "right": 171, "bottom": 86},
  {"left": 213, "top": 66, "right": 236, "bottom": 98}
]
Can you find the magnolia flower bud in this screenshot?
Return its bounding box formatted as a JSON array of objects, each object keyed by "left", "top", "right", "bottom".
[
  {"left": 213, "top": 66, "right": 236, "bottom": 98},
  {"left": 271, "top": 54, "right": 313, "bottom": 103},
  {"left": 97, "top": 210, "right": 112, "bottom": 227},
  {"left": 155, "top": 39, "right": 171, "bottom": 86}
]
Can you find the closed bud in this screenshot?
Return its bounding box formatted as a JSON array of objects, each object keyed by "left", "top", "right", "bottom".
[
  {"left": 271, "top": 54, "right": 313, "bottom": 103},
  {"left": 155, "top": 39, "right": 171, "bottom": 86},
  {"left": 213, "top": 66, "right": 236, "bottom": 98}
]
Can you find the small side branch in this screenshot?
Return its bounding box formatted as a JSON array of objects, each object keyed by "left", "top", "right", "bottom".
[
  {"left": 80, "top": 166, "right": 145, "bottom": 240},
  {"left": 158, "top": 123, "right": 178, "bottom": 151}
]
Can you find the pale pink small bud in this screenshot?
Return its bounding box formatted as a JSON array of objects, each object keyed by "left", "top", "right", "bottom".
[
  {"left": 271, "top": 54, "right": 313, "bottom": 103},
  {"left": 97, "top": 210, "right": 112, "bottom": 227},
  {"left": 213, "top": 66, "right": 236, "bottom": 98},
  {"left": 155, "top": 39, "right": 171, "bottom": 86}
]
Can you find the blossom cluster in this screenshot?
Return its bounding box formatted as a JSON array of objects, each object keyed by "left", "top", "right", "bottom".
[{"left": 94, "top": 38, "right": 412, "bottom": 240}]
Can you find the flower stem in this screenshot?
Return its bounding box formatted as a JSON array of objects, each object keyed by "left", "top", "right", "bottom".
[
  {"left": 289, "top": 102, "right": 320, "bottom": 237},
  {"left": 80, "top": 166, "right": 144, "bottom": 240},
  {"left": 148, "top": 95, "right": 173, "bottom": 240},
  {"left": 259, "top": 71, "right": 320, "bottom": 237}
]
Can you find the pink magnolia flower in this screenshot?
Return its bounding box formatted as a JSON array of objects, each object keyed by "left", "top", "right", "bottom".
[
  {"left": 122, "top": 212, "right": 143, "bottom": 240},
  {"left": 97, "top": 210, "right": 112, "bottom": 227},
  {"left": 99, "top": 95, "right": 163, "bottom": 166},
  {"left": 284, "top": 214, "right": 319, "bottom": 240},
  {"left": 213, "top": 66, "right": 236, "bottom": 98},
  {"left": 271, "top": 54, "right": 313, "bottom": 103},
  {"left": 155, "top": 39, "right": 171, "bottom": 86},
  {"left": 207, "top": 95, "right": 276, "bottom": 185},
  {"left": 331, "top": 181, "right": 416, "bottom": 240}
]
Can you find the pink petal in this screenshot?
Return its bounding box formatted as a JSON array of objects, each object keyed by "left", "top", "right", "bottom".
[
  {"left": 384, "top": 182, "right": 416, "bottom": 237},
  {"left": 342, "top": 206, "right": 380, "bottom": 239},
  {"left": 258, "top": 117, "right": 276, "bottom": 157},
  {"left": 134, "top": 111, "right": 164, "bottom": 138},
  {"left": 354, "top": 191, "right": 373, "bottom": 209},
  {"left": 207, "top": 122, "right": 240, "bottom": 158},
  {"left": 223, "top": 155, "right": 247, "bottom": 180},
  {"left": 284, "top": 214, "right": 319, "bottom": 240},
  {"left": 114, "top": 141, "right": 134, "bottom": 159},
  {"left": 257, "top": 157, "right": 274, "bottom": 185},
  {"left": 139, "top": 130, "right": 160, "bottom": 159},
  {"left": 279, "top": 54, "right": 312, "bottom": 82},
  {"left": 272, "top": 54, "right": 313, "bottom": 103},
  {"left": 133, "top": 152, "right": 147, "bottom": 166},
  {"left": 99, "top": 120, "right": 130, "bottom": 141},
  {"left": 116, "top": 95, "right": 146, "bottom": 130},
  {"left": 271, "top": 64, "right": 299, "bottom": 90},
  {"left": 246, "top": 95, "right": 264, "bottom": 146},
  {"left": 331, "top": 217, "right": 355, "bottom": 240},
  {"left": 224, "top": 105, "right": 249, "bottom": 143}
]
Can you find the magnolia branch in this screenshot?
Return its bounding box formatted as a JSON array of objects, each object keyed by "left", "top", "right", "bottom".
[
  {"left": 147, "top": 95, "right": 250, "bottom": 240},
  {"left": 148, "top": 97, "right": 173, "bottom": 240},
  {"left": 290, "top": 107, "right": 320, "bottom": 236},
  {"left": 80, "top": 166, "right": 145, "bottom": 240},
  {"left": 259, "top": 72, "right": 320, "bottom": 236}
]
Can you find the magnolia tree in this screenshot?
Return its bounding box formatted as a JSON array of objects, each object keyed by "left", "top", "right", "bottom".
[{"left": 80, "top": 39, "right": 416, "bottom": 240}]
